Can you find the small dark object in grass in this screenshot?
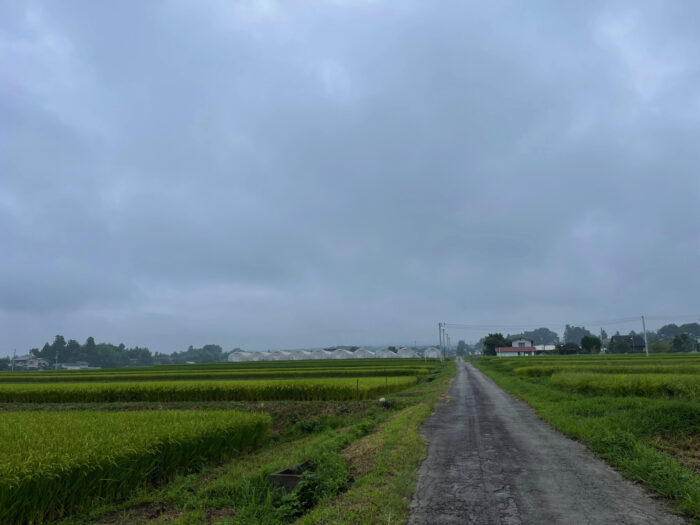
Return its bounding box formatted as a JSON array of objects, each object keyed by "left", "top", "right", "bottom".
[
  {"left": 269, "top": 460, "right": 312, "bottom": 492},
  {"left": 378, "top": 397, "right": 396, "bottom": 409}
]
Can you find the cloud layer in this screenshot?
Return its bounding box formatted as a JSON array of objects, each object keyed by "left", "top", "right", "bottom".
[{"left": 2, "top": 1, "right": 699, "bottom": 353}]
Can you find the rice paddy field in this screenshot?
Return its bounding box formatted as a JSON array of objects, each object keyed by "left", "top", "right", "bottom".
[
  {"left": 0, "top": 357, "right": 452, "bottom": 524},
  {"left": 474, "top": 353, "right": 700, "bottom": 519}
]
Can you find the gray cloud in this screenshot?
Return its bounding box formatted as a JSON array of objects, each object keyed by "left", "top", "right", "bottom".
[{"left": 1, "top": 1, "right": 699, "bottom": 354}]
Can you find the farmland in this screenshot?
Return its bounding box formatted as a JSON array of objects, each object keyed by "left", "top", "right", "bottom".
[
  {"left": 474, "top": 353, "right": 700, "bottom": 519},
  {"left": 1, "top": 357, "right": 451, "bottom": 524}
]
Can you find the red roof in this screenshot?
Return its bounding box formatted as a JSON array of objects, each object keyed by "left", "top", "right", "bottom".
[{"left": 495, "top": 346, "right": 536, "bottom": 353}]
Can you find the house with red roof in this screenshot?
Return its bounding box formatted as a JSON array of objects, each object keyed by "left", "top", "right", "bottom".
[{"left": 496, "top": 338, "right": 537, "bottom": 357}]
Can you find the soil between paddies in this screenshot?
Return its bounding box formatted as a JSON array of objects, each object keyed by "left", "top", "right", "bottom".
[{"left": 409, "top": 358, "right": 685, "bottom": 525}]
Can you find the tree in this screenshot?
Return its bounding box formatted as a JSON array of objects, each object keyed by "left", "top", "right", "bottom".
[
  {"left": 521, "top": 328, "right": 559, "bottom": 345},
  {"left": 658, "top": 324, "right": 681, "bottom": 341},
  {"left": 680, "top": 323, "right": 700, "bottom": 337},
  {"left": 608, "top": 339, "right": 630, "bottom": 354},
  {"left": 671, "top": 333, "right": 697, "bottom": 353},
  {"left": 601, "top": 329, "right": 608, "bottom": 340},
  {"left": 556, "top": 342, "right": 580, "bottom": 355},
  {"left": 456, "top": 340, "right": 468, "bottom": 356},
  {"left": 482, "top": 333, "right": 510, "bottom": 356},
  {"left": 563, "top": 325, "right": 593, "bottom": 345},
  {"left": 649, "top": 341, "right": 670, "bottom": 353},
  {"left": 580, "top": 335, "right": 601, "bottom": 354}
]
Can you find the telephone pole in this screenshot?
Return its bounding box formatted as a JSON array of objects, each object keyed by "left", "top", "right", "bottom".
[{"left": 641, "top": 315, "right": 649, "bottom": 357}]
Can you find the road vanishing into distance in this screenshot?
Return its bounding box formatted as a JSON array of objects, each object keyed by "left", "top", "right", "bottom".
[{"left": 409, "top": 358, "right": 685, "bottom": 525}]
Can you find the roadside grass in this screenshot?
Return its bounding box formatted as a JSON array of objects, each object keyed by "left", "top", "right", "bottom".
[
  {"left": 59, "top": 360, "right": 455, "bottom": 524},
  {"left": 473, "top": 356, "right": 700, "bottom": 519}
]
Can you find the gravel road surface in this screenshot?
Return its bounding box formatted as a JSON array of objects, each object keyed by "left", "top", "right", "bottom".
[{"left": 409, "top": 358, "right": 685, "bottom": 524}]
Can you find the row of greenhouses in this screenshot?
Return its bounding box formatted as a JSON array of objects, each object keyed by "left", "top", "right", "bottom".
[{"left": 227, "top": 346, "right": 441, "bottom": 362}]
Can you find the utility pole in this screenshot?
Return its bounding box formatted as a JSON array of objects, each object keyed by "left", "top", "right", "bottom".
[
  {"left": 11, "top": 349, "right": 15, "bottom": 372},
  {"left": 444, "top": 326, "right": 448, "bottom": 361},
  {"left": 438, "top": 322, "right": 443, "bottom": 362},
  {"left": 641, "top": 315, "right": 649, "bottom": 357},
  {"left": 55, "top": 347, "right": 59, "bottom": 370},
  {"left": 600, "top": 328, "right": 605, "bottom": 354}
]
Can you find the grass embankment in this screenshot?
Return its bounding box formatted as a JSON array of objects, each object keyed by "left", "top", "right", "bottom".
[
  {"left": 60, "top": 360, "right": 456, "bottom": 524},
  {"left": 0, "top": 410, "right": 270, "bottom": 524},
  {"left": 0, "top": 377, "right": 417, "bottom": 403},
  {"left": 473, "top": 355, "right": 700, "bottom": 519}
]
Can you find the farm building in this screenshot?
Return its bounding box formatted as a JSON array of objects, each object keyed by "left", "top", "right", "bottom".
[
  {"left": 496, "top": 341, "right": 537, "bottom": 357},
  {"left": 375, "top": 348, "right": 398, "bottom": 358},
  {"left": 310, "top": 349, "right": 332, "bottom": 360},
  {"left": 330, "top": 349, "right": 353, "bottom": 359},
  {"left": 352, "top": 347, "right": 375, "bottom": 359},
  {"left": 245, "top": 351, "right": 266, "bottom": 361},
  {"left": 11, "top": 352, "right": 49, "bottom": 370},
  {"left": 424, "top": 347, "right": 441, "bottom": 359},
  {"left": 290, "top": 350, "right": 311, "bottom": 360},
  {"left": 398, "top": 347, "right": 419, "bottom": 358}
]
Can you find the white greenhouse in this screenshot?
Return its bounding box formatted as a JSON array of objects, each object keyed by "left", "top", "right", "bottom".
[
  {"left": 424, "top": 347, "right": 441, "bottom": 359},
  {"left": 397, "top": 347, "right": 419, "bottom": 358},
  {"left": 352, "top": 347, "right": 375, "bottom": 359}
]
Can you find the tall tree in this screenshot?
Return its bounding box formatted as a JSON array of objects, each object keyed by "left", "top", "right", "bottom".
[
  {"left": 456, "top": 340, "right": 468, "bottom": 356},
  {"left": 521, "top": 328, "right": 560, "bottom": 345},
  {"left": 483, "top": 333, "right": 510, "bottom": 356},
  {"left": 580, "top": 335, "right": 602, "bottom": 354},
  {"left": 563, "top": 325, "right": 593, "bottom": 345},
  {"left": 671, "top": 333, "right": 697, "bottom": 353}
]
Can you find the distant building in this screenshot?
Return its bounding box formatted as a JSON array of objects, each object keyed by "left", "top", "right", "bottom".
[
  {"left": 12, "top": 352, "right": 49, "bottom": 370},
  {"left": 60, "top": 361, "right": 91, "bottom": 370},
  {"left": 375, "top": 348, "right": 398, "bottom": 358},
  {"left": 423, "top": 347, "right": 441, "bottom": 359},
  {"left": 496, "top": 340, "right": 537, "bottom": 357},
  {"left": 352, "top": 348, "right": 375, "bottom": 359},
  {"left": 534, "top": 345, "right": 556, "bottom": 352},
  {"left": 227, "top": 351, "right": 248, "bottom": 362},
  {"left": 397, "top": 347, "right": 419, "bottom": 358},
  {"left": 609, "top": 335, "right": 646, "bottom": 352}
]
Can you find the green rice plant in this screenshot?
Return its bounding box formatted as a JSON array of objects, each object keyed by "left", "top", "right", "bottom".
[
  {"left": 0, "top": 377, "right": 417, "bottom": 403},
  {"left": 0, "top": 367, "right": 429, "bottom": 383},
  {"left": 0, "top": 410, "right": 270, "bottom": 523},
  {"left": 515, "top": 364, "right": 700, "bottom": 378},
  {"left": 551, "top": 373, "right": 700, "bottom": 399}
]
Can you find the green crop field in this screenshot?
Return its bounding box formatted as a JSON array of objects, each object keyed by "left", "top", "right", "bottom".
[
  {"left": 474, "top": 353, "right": 700, "bottom": 519},
  {"left": 0, "top": 365, "right": 430, "bottom": 383},
  {"left": 0, "top": 357, "right": 450, "bottom": 524},
  {"left": 0, "top": 376, "right": 417, "bottom": 403},
  {"left": 0, "top": 410, "right": 270, "bottom": 523}
]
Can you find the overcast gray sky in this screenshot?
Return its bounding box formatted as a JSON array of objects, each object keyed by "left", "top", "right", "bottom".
[{"left": 2, "top": 1, "right": 699, "bottom": 354}]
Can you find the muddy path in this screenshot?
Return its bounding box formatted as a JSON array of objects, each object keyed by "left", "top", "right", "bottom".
[{"left": 409, "top": 358, "right": 685, "bottom": 524}]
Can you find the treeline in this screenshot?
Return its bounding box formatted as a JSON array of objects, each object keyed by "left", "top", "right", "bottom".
[
  {"left": 1, "top": 336, "right": 238, "bottom": 370},
  {"left": 456, "top": 322, "right": 700, "bottom": 356}
]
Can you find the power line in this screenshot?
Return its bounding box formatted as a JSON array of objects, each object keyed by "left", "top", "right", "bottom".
[{"left": 444, "top": 314, "right": 699, "bottom": 331}]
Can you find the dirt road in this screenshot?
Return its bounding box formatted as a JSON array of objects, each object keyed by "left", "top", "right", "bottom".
[{"left": 409, "top": 358, "right": 685, "bottom": 524}]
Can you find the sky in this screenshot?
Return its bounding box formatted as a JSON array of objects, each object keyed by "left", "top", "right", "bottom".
[{"left": 1, "top": 1, "right": 699, "bottom": 355}]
